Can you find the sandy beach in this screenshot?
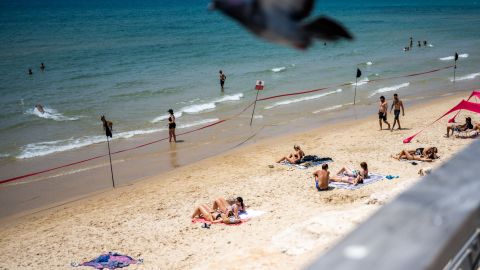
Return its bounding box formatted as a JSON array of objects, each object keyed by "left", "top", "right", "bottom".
[{"left": 0, "top": 90, "right": 478, "bottom": 270}]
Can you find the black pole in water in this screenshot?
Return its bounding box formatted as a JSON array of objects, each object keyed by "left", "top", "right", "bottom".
[
  {"left": 453, "top": 52, "right": 458, "bottom": 84},
  {"left": 106, "top": 136, "right": 115, "bottom": 188},
  {"left": 250, "top": 90, "right": 260, "bottom": 126},
  {"left": 354, "top": 77, "right": 358, "bottom": 105}
]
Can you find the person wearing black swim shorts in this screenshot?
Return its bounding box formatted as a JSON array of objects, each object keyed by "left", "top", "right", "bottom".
[
  {"left": 378, "top": 96, "right": 391, "bottom": 130},
  {"left": 390, "top": 93, "right": 405, "bottom": 131},
  {"left": 168, "top": 109, "right": 176, "bottom": 142},
  {"left": 219, "top": 70, "right": 226, "bottom": 92}
]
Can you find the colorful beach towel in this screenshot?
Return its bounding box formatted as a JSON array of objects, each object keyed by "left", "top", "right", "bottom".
[
  {"left": 72, "top": 252, "right": 142, "bottom": 269},
  {"left": 191, "top": 209, "right": 266, "bottom": 226},
  {"left": 328, "top": 173, "right": 384, "bottom": 190},
  {"left": 280, "top": 156, "right": 333, "bottom": 169}
]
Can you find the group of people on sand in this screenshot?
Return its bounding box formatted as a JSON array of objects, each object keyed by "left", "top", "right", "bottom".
[
  {"left": 378, "top": 93, "right": 405, "bottom": 131},
  {"left": 192, "top": 197, "right": 245, "bottom": 225},
  {"left": 445, "top": 117, "right": 480, "bottom": 138},
  {"left": 313, "top": 162, "right": 369, "bottom": 191}
]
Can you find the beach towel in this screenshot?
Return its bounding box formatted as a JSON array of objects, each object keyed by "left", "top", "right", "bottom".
[
  {"left": 328, "top": 173, "right": 384, "bottom": 190},
  {"left": 72, "top": 252, "right": 142, "bottom": 269},
  {"left": 191, "top": 209, "right": 266, "bottom": 226},
  {"left": 280, "top": 156, "right": 333, "bottom": 169}
]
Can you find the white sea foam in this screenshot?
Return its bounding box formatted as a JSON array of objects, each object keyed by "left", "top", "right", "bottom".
[
  {"left": 450, "top": 72, "right": 480, "bottom": 82},
  {"left": 351, "top": 77, "right": 369, "bottom": 86},
  {"left": 253, "top": 115, "right": 263, "bottom": 119},
  {"left": 151, "top": 93, "right": 243, "bottom": 123},
  {"left": 0, "top": 153, "right": 10, "bottom": 159},
  {"left": 17, "top": 118, "right": 220, "bottom": 159},
  {"left": 369, "top": 82, "right": 410, "bottom": 97},
  {"left": 312, "top": 103, "right": 353, "bottom": 114},
  {"left": 272, "top": 67, "right": 286, "bottom": 73},
  {"left": 439, "top": 53, "right": 468, "bottom": 61},
  {"left": 264, "top": 89, "right": 342, "bottom": 110},
  {"left": 428, "top": 44, "right": 434, "bottom": 47},
  {"left": 25, "top": 106, "right": 80, "bottom": 121},
  {"left": 366, "top": 61, "right": 373, "bottom": 65}
]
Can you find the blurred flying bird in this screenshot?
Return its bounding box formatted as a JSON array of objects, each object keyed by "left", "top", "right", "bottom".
[{"left": 209, "top": 0, "right": 353, "bottom": 49}]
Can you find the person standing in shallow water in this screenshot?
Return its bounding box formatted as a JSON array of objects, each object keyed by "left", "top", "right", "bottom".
[
  {"left": 40, "top": 63, "right": 45, "bottom": 71},
  {"left": 168, "top": 109, "right": 177, "bottom": 143},
  {"left": 219, "top": 70, "right": 226, "bottom": 92},
  {"left": 28, "top": 68, "right": 33, "bottom": 75}
]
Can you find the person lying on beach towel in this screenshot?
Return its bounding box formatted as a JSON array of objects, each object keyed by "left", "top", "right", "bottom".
[
  {"left": 71, "top": 252, "right": 142, "bottom": 269},
  {"left": 446, "top": 117, "right": 473, "bottom": 138},
  {"left": 212, "top": 197, "right": 245, "bottom": 219},
  {"left": 277, "top": 145, "right": 305, "bottom": 164},
  {"left": 191, "top": 204, "right": 241, "bottom": 224},
  {"left": 393, "top": 147, "right": 439, "bottom": 162},
  {"left": 329, "top": 162, "right": 369, "bottom": 186}
]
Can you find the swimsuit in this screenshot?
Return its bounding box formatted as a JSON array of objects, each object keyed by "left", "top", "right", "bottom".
[
  {"left": 394, "top": 109, "right": 401, "bottom": 120},
  {"left": 415, "top": 148, "right": 424, "bottom": 156},
  {"left": 315, "top": 180, "right": 329, "bottom": 191},
  {"left": 378, "top": 111, "right": 387, "bottom": 121},
  {"left": 168, "top": 116, "right": 176, "bottom": 129}
]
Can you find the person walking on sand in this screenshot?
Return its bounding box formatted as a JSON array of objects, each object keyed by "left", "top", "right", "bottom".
[
  {"left": 313, "top": 164, "right": 330, "bottom": 191},
  {"left": 168, "top": 109, "right": 177, "bottom": 142},
  {"left": 219, "top": 70, "right": 227, "bottom": 92},
  {"left": 378, "top": 96, "right": 390, "bottom": 130},
  {"left": 390, "top": 93, "right": 405, "bottom": 131}
]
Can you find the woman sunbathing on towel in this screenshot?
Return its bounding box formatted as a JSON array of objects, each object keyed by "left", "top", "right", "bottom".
[
  {"left": 277, "top": 145, "right": 305, "bottom": 164},
  {"left": 212, "top": 197, "right": 245, "bottom": 219},
  {"left": 329, "top": 162, "right": 368, "bottom": 186},
  {"left": 191, "top": 204, "right": 241, "bottom": 224},
  {"left": 393, "top": 147, "right": 439, "bottom": 162}
]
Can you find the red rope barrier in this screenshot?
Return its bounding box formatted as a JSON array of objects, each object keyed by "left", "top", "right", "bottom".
[{"left": 0, "top": 65, "right": 454, "bottom": 185}]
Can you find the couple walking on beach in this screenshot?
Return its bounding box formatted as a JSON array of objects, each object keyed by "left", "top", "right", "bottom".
[{"left": 378, "top": 94, "right": 405, "bottom": 131}]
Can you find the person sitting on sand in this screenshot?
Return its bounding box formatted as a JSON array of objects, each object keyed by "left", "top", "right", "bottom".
[
  {"left": 330, "top": 162, "right": 369, "bottom": 186},
  {"left": 212, "top": 197, "right": 245, "bottom": 219},
  {"left": 446, "top": 117, "right": 474, "bottom": 138},
  {"left": 277, "top": 145, "right": 305, "bottom": 164},
  {"left": 393, "top": 147, "right": 439, "bottom": 162},
  {"left": 192, "top": 204, "right": 241, "bottom": 224},
  {"left": 313, "top": 164, "right": 330, "bottom": 191}
]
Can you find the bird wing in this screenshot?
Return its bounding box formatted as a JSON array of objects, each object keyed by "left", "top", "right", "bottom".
[{"left": 260, "top": 0, "right": 314, "bottom": 21}]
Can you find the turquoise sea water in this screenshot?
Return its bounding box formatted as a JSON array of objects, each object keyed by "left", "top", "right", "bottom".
[{"left": 0, "top": 0, "right": 479, "bottom": 159}]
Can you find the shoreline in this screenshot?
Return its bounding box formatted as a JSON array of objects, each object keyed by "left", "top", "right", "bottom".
[
  {"left": 0, "top": 89, "right": 479, "bottom": 269},
  {"left": 0, "top": 86, "right": 477, "bottom": 220}
]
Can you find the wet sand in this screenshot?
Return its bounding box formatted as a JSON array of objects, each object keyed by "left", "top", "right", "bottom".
[{"left": 0, "top": 90, "right": 478, "bottom": 269}]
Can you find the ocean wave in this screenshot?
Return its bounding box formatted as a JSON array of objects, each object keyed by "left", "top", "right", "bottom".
[
  {"left": 112, "top": 87, "right": 181, "bottom": 99},
  {"left": 17, "top": 118, "right": 220, "bottom": 159},
  {"left": 264, "top": 89, "right": 342, "bottom": 110},
  {"left": 439, "top": 53, "right": 468, "bottom": 61},
  {"left": 0, "top": 153, "right": 10, "bottom": 159},
  {"left": 366, "top": 61, "right": 373, "bottom": 66},
  {"left": 351, "top": 77, "right": 369, "bottom": 86},
  {"left": 25, "top": 106, "right": 80, "bottom": 121},
  {"left": 271, "top": 67, "right": 286, "bottom": 73},
  {"left": 369, "top": 82, "right": 410, "bottom": 97},
  {"left": 151, "top": 93, "right": 243, "bottom": 123},
  {"left": 312, "top": 103, "right": 353, "bottom": 114},
  {"left": 450, "top": 72, "right": 480, "bottom": 82}
]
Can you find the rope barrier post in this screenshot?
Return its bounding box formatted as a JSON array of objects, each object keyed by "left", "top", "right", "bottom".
[
  {"left": 106, "top": 136, "right": 116, "bottom": 188},
  {"left": 354, "top": 68, "right": 362, "bottom": 105},
  {"left": 101, "top": 115, "right": 115, "bottom": 189},
  {"left": 453, "top": 52, "right": 458, "bottom": 84},
  {"left": 250, "top": 80, "right": 264, "bottom": 126}
]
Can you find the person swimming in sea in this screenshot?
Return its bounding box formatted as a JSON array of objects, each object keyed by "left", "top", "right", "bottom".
[
  {"left": 35, "top": 104, "right": 45, "bottom": 114},
  {"left": 28, "top": 68, "right": 33, "bottom": 75},
  {"left": 40, "top": 63, "right": 45, "bottom": 71}
]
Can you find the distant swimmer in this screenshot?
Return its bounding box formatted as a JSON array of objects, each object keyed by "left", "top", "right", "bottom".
[
  {"left": 423, "top": 40, "right": 427, "bottom": 47},
  {"left": 409, "top": 37, "right": 413, "bottom": 48},
  {"left": 40, "top": 63, "right": 45, "bottom": 71},
  {"left": 219, "top": 70, "right": 227, "bottom": 92},
  {"left": 28, "top": 69, "right": 33, "bottom": 75},
  {"left": 35, "top": 104, "right": 45, "bottom": 114}
]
